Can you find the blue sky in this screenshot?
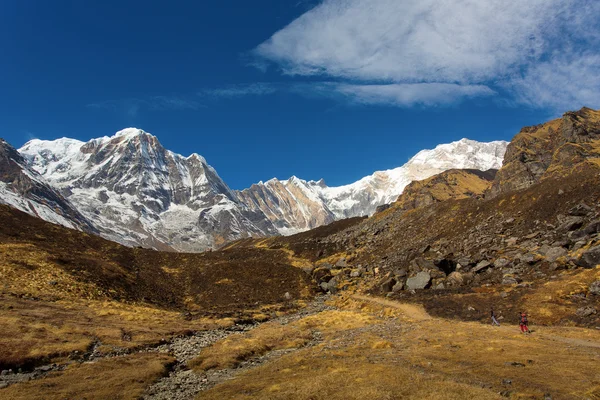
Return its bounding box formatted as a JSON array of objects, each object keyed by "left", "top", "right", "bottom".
[{"left": 1, "top": 0, "right": 599, "bottom": 189}]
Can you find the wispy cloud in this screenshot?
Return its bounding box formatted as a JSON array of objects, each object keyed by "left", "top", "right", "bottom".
[
  {"left": 252, "top": 0, "right": 600, "bottom": 110},
  {"left": 87, "top": 96, "right": 204, "bottom": 116},
  {"left": 328, "top": 83, "right": 495, "bottom": 107},
  {"left": 198, "top": 83, "right": 279, "bottom": 98}
]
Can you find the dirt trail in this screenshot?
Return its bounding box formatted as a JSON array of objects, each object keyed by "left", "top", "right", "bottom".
[
  {"left": 352, "top": 294, "right": 600, "bottom": 351},
  {"left": 351, "top": 294, "right": 433, "bottom": 321}
]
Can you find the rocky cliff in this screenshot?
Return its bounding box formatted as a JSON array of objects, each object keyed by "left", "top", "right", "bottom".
[{"left": 490, "top": 107, "right": 600, "bottom": 197}]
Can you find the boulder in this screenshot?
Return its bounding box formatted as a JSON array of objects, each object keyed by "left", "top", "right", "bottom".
[
  {"left": 392, "top": 282, "right": 404, "bottom": 292},
  {"left": 335, "top": 258, "right": 348, "bottom": 268},
  {"left": 558, "top": 216, "right": 585, "bottom": 232},
  {"left": 576, "top": 245, "right": 600, "bottom": 269},
  {"left": 494, "top": 258, "right": 511, "bottom": 269},
  {"left": 350, "top": 268, "right": 363, "bottom": 278},
  {"left": 447, "top": 271, "right": 464, "bottom": 286},
  {"left": 502, "top": 276, "right": 519, "bottom": 285},
  {"left": 583, "top": 220, "right": 600, "bottom": 235},
  {"left": 588, "top": 281, "right": 600, "bottom": 296},
  {"left": 576, "top": 306, "right": 597, "bottom": 317},
  {"left": 405, "top": 271, "right": 431, "bottom": 290},
  {"left": 472, "top": 260, "right": 492, "bottom": 273},
  {"left": 542, "top": 247, "right": 568, "bottom": 263},
  {"left": 394, "top": 268, "right": 408, "bottom": 278},
  {"left": 569, "top": 203, "right": 593, "bottom": 216}
]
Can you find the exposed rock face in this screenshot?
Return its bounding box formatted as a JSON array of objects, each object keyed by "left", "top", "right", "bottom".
[
  {"left": 405, "top": 271, "right": 431, "bottom": 290},
  {"left": 238, "top": 139, "right": 507, "bottom": 233},
  {"left": 19, "top": 129, "right": 278, "bottom": 251},
  {"left": 0, "top": 138, "right": 95, "bottom": 231},
  {"left": 235, "top": 177, "right": 336, "bottom": 235},
  {"left": 490, "top": 107, "right": 600, "bottom": 197},
  {"left": 389, "top": 168, "right": 497, "bottom": 213}
]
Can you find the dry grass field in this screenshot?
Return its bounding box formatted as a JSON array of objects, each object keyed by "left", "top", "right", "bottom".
[{"left": 197, "top": 294, "right": 600, "bottom": 400}]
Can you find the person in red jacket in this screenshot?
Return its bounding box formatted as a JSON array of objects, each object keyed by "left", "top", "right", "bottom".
[{"left": 519, "top": 312, "right": 530, "bottom": 334}]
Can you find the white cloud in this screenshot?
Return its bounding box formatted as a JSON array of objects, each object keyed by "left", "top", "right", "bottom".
[
  {"left": 330, "top": 83, "right": 495, "bottom": 107},
  {"left": 254, "top": 0, "right": 600, "bottom": 110},
  {"left": 198, "top": 83, "right": 278, "bottom": 98}
]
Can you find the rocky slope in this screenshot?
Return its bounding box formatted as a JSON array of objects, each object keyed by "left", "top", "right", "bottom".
[
  {"left": 232, "top": 108, "right": 600, "bottom": 327},
  {"left": 0, "top": 138, "right": 95, "bottom": 231},
  {"left": 19, "top": 129, "right": 278, "bottom": 251},
  {"left": 237, "top": 139, "right": 508, "bottom": 233}
]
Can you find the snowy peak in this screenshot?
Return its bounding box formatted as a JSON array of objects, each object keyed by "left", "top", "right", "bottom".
[
  {"left": 237, "top": 138, "right": 508, "bottom": 231},
  {"left": 7, "top": 129, "right": 508, "bottom": 251},
  {"left": 0, "top": 138, "right": 95, "bottom": 231},
  {"left": 18, "top": 129, "right": 277, "bottom": 251}
]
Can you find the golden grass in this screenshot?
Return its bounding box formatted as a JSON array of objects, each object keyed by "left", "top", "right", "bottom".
[
  {"left": 0, "top": 353, "right": 174, "bottom": 400},
  {"left": 198, "top": 296, "right": 600, "bottom": 400},
  {"left": 0, "top": 293, "right": 232, "bottom": 369},
  {"left": 190, "top": 310, "right": 377, "bottom": 371}
]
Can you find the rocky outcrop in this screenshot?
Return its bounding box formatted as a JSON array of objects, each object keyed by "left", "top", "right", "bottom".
[
  {"left": 489, "top": 107, "right": 600, "bottom": 197},
  {"left": 390, "top": 169, "right": 497, "bottom": 213}
]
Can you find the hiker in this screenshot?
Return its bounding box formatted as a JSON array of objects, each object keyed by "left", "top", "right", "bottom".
[
  {"left": 519, "top": 312, "right": 530, "bottom": 334},
  {"left": 491, "top": 308, "right": 500, "bottom": 326}
]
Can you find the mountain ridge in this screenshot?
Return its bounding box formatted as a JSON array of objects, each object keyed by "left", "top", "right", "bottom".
[{"left": 5, "top": 131, "right": 507, "bottom": 251}]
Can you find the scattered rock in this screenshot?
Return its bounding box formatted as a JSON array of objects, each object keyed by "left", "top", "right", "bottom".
[
  {"left": 589, "top": 281, "right": 600, "bottom": 296},
  {"left": 472, "top": 260, "right": 491, "bottom": 273},
  {"left": 284, "top": 292, "right": 292, "bottom": 300},
  {"left": 392, "top": 282, "right": 404, "bottom": 293},
  {"left": 505, "top": 362, "right": 525, "bottom": 367},
  {"left": 569, "top": 203, "right": 592, "bottom": 216},
  {"left": 558, "top": 216, "right": 584, "bottom": 232},
  {"left": 542, "top": 247, "right": 568, "bottom": 263},
  {"left": 576, "top": 246, "right": 600, "bottom": 269},
  {"left": 447, "top": 272, "right": 464, "bottom": 286},
  {"left": 335, "top": 258, "right": 347, "bottom": 268},
  {"left": 502, "top": 379, "right": 512, "bottom": 385},
  {"left": 494, "top": 258, "right": 511, "bottom": 269},
  {"left": 583, "top": 220, "right": 600, "bottom": 235},
  {"left": 502, "top": 276, "right": 519, "bottom": 285},
  {"left": 576, "top": 306, "right": 597, "bottom": 317},
  {"left": 405, "top": 271, "right": 431, "bottom": 290}
]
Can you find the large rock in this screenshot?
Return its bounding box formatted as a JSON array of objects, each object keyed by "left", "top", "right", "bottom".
[
  {"left": 576, "top": 246, "right": 600, "bottom": 269},
  {"left": 472, "top": 260, "right": 492, "bottom": 273},
  {"left": 541, "top": 247, "right": 568, "bottom": 263},
  {"left": 576, "top": 306, "right": 597, "bottom": 317},
  {"left": 494, "top": 258, "right": 511, "bottom": 269},
  {"left": 447, "top": 271, "right": 464, "bottom": 286},
  {"left": 405, "top": 271, "right": 431, "bottom": 290}
]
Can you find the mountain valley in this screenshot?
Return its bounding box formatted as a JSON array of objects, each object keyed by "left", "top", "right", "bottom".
[{"left": 1, "top": 109, "right": 600, "bottom": 399}]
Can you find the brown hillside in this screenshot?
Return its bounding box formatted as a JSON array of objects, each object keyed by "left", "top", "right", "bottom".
[{"left": 390, "top": 168, "right": 496, "bottom": 213}]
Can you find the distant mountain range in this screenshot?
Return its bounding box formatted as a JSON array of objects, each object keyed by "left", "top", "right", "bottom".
[{"left": 0, "top": 129, "right": 507, "bottom": 251}]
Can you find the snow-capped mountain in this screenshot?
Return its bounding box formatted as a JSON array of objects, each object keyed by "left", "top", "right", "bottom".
[
  {"left": 0, "top": 138, "right": 96, "bottom": 231},
  {"left": 19, "top": 129, "right": 277, "bottom": 251},
  {"left": 237, "top": 139, "right": 508, "bottom": 233},
  {"left": 5, "top": 129, "right": 507, "bottom": 251}
]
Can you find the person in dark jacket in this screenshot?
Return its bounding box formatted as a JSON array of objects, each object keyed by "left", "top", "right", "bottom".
[{"left": 491, "top": 308, "right": 500, "bottom": 326}]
